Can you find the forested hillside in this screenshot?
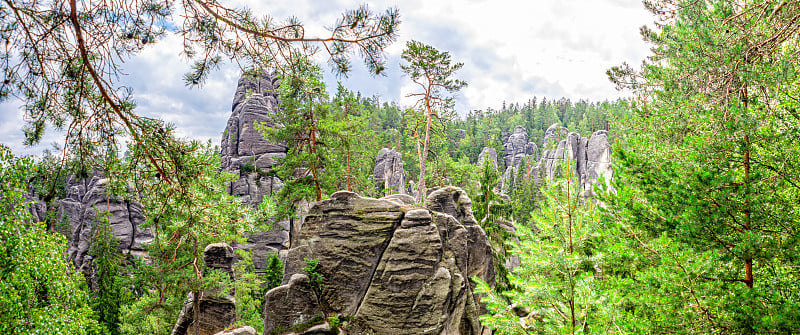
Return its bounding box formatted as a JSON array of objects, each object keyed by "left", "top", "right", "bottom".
[{"left": 2, "top": 0, "right": 800, "bottom": 334}]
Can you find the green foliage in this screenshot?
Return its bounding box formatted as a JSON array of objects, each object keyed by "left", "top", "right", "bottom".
[
  {"left": 471, "top": 159, "right": 513, "bottom": 294},
  {"left": 240, "top": 157, "right": 256, "bottom": 173},
  {"left": 302, "top": 258, "right": 325, "bottom": 293},
  {"left": 263, "top": 253, "right": 284, "bottom": 291},
  {"left": 89, "top": 212, "right": 132, "bottom": 335},
  {"left": 478, "top": 165, "right": 604, "bottom": 334},
  {"left": 602, "top": 0, "right": 800, "bottom": 332},
  {"left": 401, "top": 40, "right": 467, "bottom": 202},
  {"left": 231, "top": 251, "right": 268, "bottom": 333},
  {"left": 0, "top": 145, "right": 100, "bottom": 334},
  {"left": 327, "top": 84, "right": 380, "bottom": 196},
  {"left": 327, "top": 314, "right": 342, "bottom": 329},
  {"left": 110, "top": 140, "right": 254, "bottom": 332},
  {"left": 119, "top": 294, "right": 181, "bottom": 335},
  {"left": 260, "top": 56, "right": 337, "bottom": 217}
]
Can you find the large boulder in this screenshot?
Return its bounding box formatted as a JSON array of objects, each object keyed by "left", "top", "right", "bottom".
[
  {"left": 373, "top": 148, "right": 406, "bottom": 196},
  {"left": 262, "top": 190, "right": 494, "bottom": 335},
  {"left": 172, "top": 243, "right": 237, "bottom": 335}
]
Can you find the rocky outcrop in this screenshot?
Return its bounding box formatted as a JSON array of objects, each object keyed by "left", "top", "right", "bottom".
[
  {"left": 585, "top": 130, "right": 613, "bottom": 189},
  {"left": 262, "top": 189, "right": 494, "bottom": 335},
  {"left": 477, "top": 147, "right": 498, "bottom": 171},
  {"left": 534, "top": 128, "right": 613, "bottom": 192},
  {"left": 373, "top": 148, "right": 406, "bottom": 196},
  {"left": 220, "top": 72, "right": 297, "bottom": 269},
  {"left": 28, "top": 171, "right": 153, "bottom": 284},
  {"left": 502, "top": 126, "right": 538, "bottom": 168},
  {"left": 172, "top": 243, "right": 237, "bottom": 335},
  {"left": 499, "top": 124, "right": 613, "bottom": 194},
  {"left": 221, "top": 71, "right": 285, "bottom": 207}
]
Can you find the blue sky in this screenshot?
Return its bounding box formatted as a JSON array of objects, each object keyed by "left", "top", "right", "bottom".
[{"left": 0, "top": 0, "right": 651, "bottom": 156}]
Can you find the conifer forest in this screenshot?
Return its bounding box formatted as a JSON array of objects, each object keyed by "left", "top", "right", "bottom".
[{"left": 1, "top": 0, "right": 799, "bottom": 334}]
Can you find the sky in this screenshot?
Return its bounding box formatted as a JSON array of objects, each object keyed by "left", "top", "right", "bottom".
[{"left": 0, "top": 0, "right": 652, "bottom": 156}]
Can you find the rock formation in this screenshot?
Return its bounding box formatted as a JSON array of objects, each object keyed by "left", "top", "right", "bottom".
[
  {"left": 502, "top": 126, "right": 538, "bottom": 168},
  {"left": 221, "top": 72, "right": 286, "bottom": 207},
  {"left": 372, "top": 148, "right": 406, "bottom": 196},
  {"left": 28, "top": 171, "right": 153, "bottom": 284},
  {"left": 213, "top": 327, "right": 257, "bottom": 335},
  {"left": 172, "top": 243, "right": 237, "bottom": 335},
  {"left": 220, "top": 72, "right": 299, "bottom": 269},
  {"left": 477, "top": 147, "right": 498, "bottom": 171},
  {"left": 262, "top": 188, "right": 495, "bottom": 335},
  {"left": 500, "top": 124, "right": 613, "bottom": 194}
]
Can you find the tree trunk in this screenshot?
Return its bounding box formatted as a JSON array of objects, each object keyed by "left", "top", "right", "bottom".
[{"left": 416, "top": 99, "right": 433, "bottom": 204}]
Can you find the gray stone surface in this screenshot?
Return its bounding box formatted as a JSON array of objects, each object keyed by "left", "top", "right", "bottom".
[
  {"left": 373, "top": 147, "right": 406, "bottom": 196},
  {"left": 263, "top": 189, "right": 494, "bottom": 335},
  {"left": 477, "top": 147, "right": 498, "bottom": 171},
  {"left": 213, "top": 326, "right": 257, "bottom": 335},
  {"left": 220, "top": 72, "right": 303, "bottom": 270},
  {"left": 500, "top": 124, "right": 613, "bottom": 194},
  {"left": 221, "top": 72, "right": 286, "bottom": 207},
  {"left": 172, "top": 243, "right": 237, "bottom": 335},
  {"left": 28, "top": 171, "right": 153, "bottom": 284}
]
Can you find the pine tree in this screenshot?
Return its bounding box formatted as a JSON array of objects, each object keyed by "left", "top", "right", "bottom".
[
  {"left": 605, "top": 0, "right": 800, "bottom": 332},
  {"left": 401, "top": 41, "right": 467, "bottom": 203}
]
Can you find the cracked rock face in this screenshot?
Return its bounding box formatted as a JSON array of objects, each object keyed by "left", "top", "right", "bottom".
[
  {"left": 29, "top": 171, "right": 153, "bottom": 284},
  {"left": 373, "top": 148, "right": 406, "bottom": 196},
  {"left": 503, "top": 126, "right": 538, "bottom": 168},
  {"left": 500, "top": 124, "right": 613, "bottom": 194},
  {"left": 220, "top": 72, "right": 299, "bottom": 269},
  {"left": 221, "top": 72, "right": 286, "bottom": 207},
  {"left": 263, "top": 188, "right": 495, "bottom": 335}
]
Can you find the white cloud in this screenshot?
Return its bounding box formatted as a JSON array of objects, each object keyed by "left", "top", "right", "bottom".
[{"left": 1, "top": 0, "right": 652, "bottom": 155}]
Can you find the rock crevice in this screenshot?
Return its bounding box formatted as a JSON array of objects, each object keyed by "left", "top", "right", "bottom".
[{"left": 262, "top": 188, "right": 494, "bottom": 335}]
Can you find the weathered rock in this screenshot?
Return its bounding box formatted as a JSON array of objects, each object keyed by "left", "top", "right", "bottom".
[
  {"left": 263, "top": 189, "right": 494, "bottom": 335},
  {"left": 503, "top": 126, "right": 530, "bottom": 168},
  {"left": 542, "top": 123, "right": 565, "bottom": 149},
  {"left": 476, "top": 147, "right": 498, "bottom": 171},
  {"left": 373, "top": 148, "right": 406, "bottom": 196},
  {"left": 221, "top": 72, "right": 302, "bottom": 270},
  {"left": 263, "top": 274, "right": 323, "bottom": 335},
  {"left": 585, "top": 130, "right": 613, "bottom": 191},
  {"left": 221, "top": 71, "right": 286, "bottom": 207},
  {"left": 172, "top": 244, "right": 237, "bottom": 335},
  {"left": 213, "top": 326, "right": 257, "bottom": 335},
  {"left": 380, "top": 193, "right": 416, "bottom": 206},
  {"left": 29, "top": 171, "right": 153, "bottom": 285},
  {"left": 498, "top": 123, "right": 613, "bottom": 195},
  {"left": 456, "top": 129, "right": 467, "bottom": 140}
]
